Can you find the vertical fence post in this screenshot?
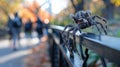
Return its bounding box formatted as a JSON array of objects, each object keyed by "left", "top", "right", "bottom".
[
  {"left": 59, "top": 50, "right": 69, "bottom": 67},
  {"left": 48, "top": 33, "right": 59, "bottom": 67},
  {"left": 100, "top": 56, "right": 107, "bottom": 67},
  {"left": 52, "top": 41, "right": 60, "bottom": 67},
  {"left": 82, "top": 48, "right": 89, "bottom": 67}
]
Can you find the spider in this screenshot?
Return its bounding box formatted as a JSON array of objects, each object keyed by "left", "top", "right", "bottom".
[
  {"left": 62, "top": 10, "right": 108, "bottom": 36},
  {"left": 61, "top": 10, "right": 108, "bottom": 55}
]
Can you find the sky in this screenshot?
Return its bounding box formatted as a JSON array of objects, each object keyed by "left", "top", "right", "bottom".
[{"left": 24, "top": 0, "right": 68, "bottom": 14}]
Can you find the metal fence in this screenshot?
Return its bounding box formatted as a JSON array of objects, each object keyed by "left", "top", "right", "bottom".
[{"left": 48, "top": 25, "right": 120, "bottom": 67}]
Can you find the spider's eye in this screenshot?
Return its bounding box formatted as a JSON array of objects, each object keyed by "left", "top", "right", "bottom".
[
  {"left": 87, "top": 10, "right": 91, "bottom": 15},
  {"left": 78, "top": 19, "right": 83, "bottom": 22},
  {"left": 85, "top": 12, "right": 90, "bottom": 17},
  {"left": 83, "top": 19, "right": 88, "bottom": 23}
]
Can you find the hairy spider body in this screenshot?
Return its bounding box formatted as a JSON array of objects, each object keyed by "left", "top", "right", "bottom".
[
  {"left": 62, "top": 10, "right": 108, "bottom": 56},
  {"left": 62, "top": 10, "right": 108, "bottom": 35},
  {"left": 62, "top": 10, "right": 108, "bottom": 67}
]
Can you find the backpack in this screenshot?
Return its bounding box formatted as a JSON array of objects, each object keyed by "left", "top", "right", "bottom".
[
  {"left": 37, "top": 22, "right": 42, "bottom": 28},
  {"left": 25, "top": 22, "right": 32, "bottom": 31},
  {"left": 13, "top": 17, "right": 22, "bottom": 27},
  {"left": 36, "top": 18, "right": 43, "bottom": 30}
]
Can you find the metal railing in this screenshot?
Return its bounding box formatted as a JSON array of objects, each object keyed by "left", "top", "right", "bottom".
[{"left": 48, "top": 25, "right": 120, "bottom": 67}]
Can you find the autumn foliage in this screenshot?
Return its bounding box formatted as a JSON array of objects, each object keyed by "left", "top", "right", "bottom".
[{"left": 19, "top": 1, "right": 51, "bottom": 23}]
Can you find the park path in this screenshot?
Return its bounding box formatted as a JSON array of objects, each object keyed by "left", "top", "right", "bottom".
[
  {"left": 0, "top": 31, "right": 83, "bottom": 67},
  {"left": 0, "top": 32, "right": 40, "bottom": 67}
]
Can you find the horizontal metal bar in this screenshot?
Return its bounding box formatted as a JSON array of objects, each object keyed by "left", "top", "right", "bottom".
[{"left": 50, "top": 25, "right": 120, "bottom": 66}]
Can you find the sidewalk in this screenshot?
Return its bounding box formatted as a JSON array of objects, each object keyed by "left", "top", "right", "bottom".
[
  {"left": 0, "top": 32, "right": 40, "bottom": 67},
  {"left": 24, "top": 36, "right": 51, "bottom": 67}
]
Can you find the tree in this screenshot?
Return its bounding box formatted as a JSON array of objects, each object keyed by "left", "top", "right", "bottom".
[
  {"left": 0, "top": 0, "right": 22, "bottom": 16},
  {"left": 0, "top": 0, "right": 22, "bottom": 26},
  {"left": 70, "top": 0, "right": 84, "bottom": 13},
  {"left": 111, "top": 0, "right": 120, "bottom": 7},
  {"left": 102, "top": 0, "right": 115, "bottom": 20},
  {"left": 20, "top": 0, "right": 51, "bottom": 23}
]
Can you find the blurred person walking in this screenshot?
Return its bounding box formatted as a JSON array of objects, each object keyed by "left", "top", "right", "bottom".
[
  {"left": 43, "top": 19, "right": 50, "bottom": 36},
  {"left": 36, "top": 16, "right": 44, "bottom": 39},
  {"left": 11, "top": 12, "right": 22, "bottom": 50},
  {"left": 7, "top": 15, "right": 13, "bottom": 41},
  {"left": 24, "top": 19, "right": 33, "bottom": 47}
]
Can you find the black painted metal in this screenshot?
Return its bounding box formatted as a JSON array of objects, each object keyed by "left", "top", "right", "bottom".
[
  {"left": 49, "top": 25, "right": 120, "bottom": 67},
  {"left": 82, "top": 48, "right": 89, "bottom": 67},
  {"left": 48, "top": 33, "right": 59, "bottom": 67},
  {"left": 100, "top": 56, "right": 107, "bottom": 67},
  {"left": 48, "top": 30, "right": 74, "bottom": 67}
]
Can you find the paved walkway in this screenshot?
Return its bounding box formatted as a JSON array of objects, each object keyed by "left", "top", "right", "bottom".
[
  {"left": 24, "top": 36, "right": 51, "bottom": 67},
  {"left": 0, "top": 32, "right": 40, "bottom": 67},
  {"left": 0, "top": 31, "right": 82, "bottom": 67}
]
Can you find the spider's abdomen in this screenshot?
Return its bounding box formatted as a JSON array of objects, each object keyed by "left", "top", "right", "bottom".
[{"left": 80, "top": 22, "right": 92, "bottom": 29}]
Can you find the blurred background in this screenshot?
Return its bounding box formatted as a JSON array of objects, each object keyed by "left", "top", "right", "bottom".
[
  {"left": 0, "top": 0, "right": 120, "bottom": 37},
  {"left": 0, "top": 0, "right": 120, "bottom": 67}
]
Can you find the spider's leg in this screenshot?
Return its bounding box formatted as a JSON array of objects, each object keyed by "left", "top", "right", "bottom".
[
  {"left": 77, "top": 25, "right": 86, "bottom": 59},
  {"left": 66, "top": 27, "right": 74, "bottom": 49},
  {"left": 93, "top": 21, "right": 102, "bottom": 35},
  {"left": 92, "top": 15, "right": 108, "bottom": 30},
  {"left": 72, "top": 27, "right": 78, "bottom": 45},
  {"left": 95, "top": 24, "right": 102, "bottom": 35},
  {"left": 67, "top": 27, "right": 74, "bottom": 38},
  {"left": 92, "top": 15, "right": 107, "bottom": 23},
  {"left": 62, "top": 24, "right": 74, "bottom": 33},
  {"left": 78, "top": 24, "right": 82, "bottom": 33},
  {"left": 62, "top": 27, "right": 74, "bottom": 50},
  {"left": 67, "top": 38, "right": 74, "bottom": 59},
  {"left": 63, "top": 26, "right": 75, "bottom": 61},
  {"left": 65, "top": 27, "right": 74, "bottom": 41},
  {"left": 83, "top": 48, "right": 89, "bottom": 67},
  {"left": 62, "top": 24, "right": 74, "bottom": 47},
  {"left": 67, "top": 27, "right": 78, "bottom": 62},
  {"left": 61, "top": 33, "right": 68, "bottom": 47},
  {"left": 72, "top": 27, "right": 79, "bottom": 52},
  {"left": 72, "top": 26, "right": 83, "bottom": 57},
  {"left": 97, "top": 22, "right": 107, "bottom": 35}
]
